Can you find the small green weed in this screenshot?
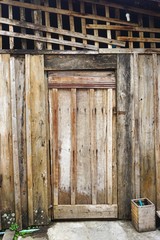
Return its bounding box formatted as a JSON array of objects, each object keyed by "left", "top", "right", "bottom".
[{"left": 9, "top": 223, "right": 27, "bottom": 240}]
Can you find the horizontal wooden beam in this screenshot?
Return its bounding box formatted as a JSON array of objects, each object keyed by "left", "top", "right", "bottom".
[
  {"left": 48, "top": 71, "right": 116, "bottom": 89},
  {"left": 86, "top": 24, "right": 160, "bottom": 34},
  {"left": 118, "top": 36, "right": 160, "bottom": 43},
  {"left": 45, "top": 54, "right": 117, "bottom": 70},
  {"left": 54, "top": 204, "right": 118, "bottom": 219},
  {"left": 0, "top": 18, "right": 125, "bottom": 47},
  {"left": 0, "top": 49, "right": 160, "bottom": 55},
  {"left": 0, "top": 30, "right": 98, "bottom": 50},
  {"left": 0, "top": 0, "right": 138, "bottom": 26}
]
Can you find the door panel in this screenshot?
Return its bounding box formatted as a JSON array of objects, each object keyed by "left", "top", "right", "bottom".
[{"left": 49, "top": 71, "right": 117, "bottom": 219}]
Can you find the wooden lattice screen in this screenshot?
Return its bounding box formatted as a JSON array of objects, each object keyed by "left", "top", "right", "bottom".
[{"left": 0, "top": 0, "right": 160, "bottom": 50}]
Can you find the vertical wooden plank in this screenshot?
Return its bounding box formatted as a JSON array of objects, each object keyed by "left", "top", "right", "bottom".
[
  {"left": 149, "top": 17, "right": 156, "bottom": 48},
  {"left": 154, "top": 54, "right": 160, "bottom": 210},
  {"left": 49, "top": 90, "right": 54, "bottom": 219},
  {"left": 56, "top": 0, "right": 64, "bottom": 50},
  {"left": 9, "top": 5, "right": 14, "bottom": 49},
  {"left": 49, "top": 90, "right": 55, "bottom": 219},
  {"left": 131, "top": 53, "right": 140, "bottom": 199},
  {"left": 115, "top": 9, "right": 120, "bottom": 48},
  {"left": 112, "top": 89, "right": 117, "bottom": 205},
  {"left": 107, "top": 89, "right": 113, "bottom": 205},
  {"left": 20, "top": 0, "right": 27, "bottom": 49},
  {"left": 44, "top": 0, "right": 52, "bottom": 50},
  {"left": 89, "top": 89, "right": 97, "bottom": 205},
  {"left": 92, "top": 4, "right": 99, "bottom": 49},
  {"left": 44, "top": 72, "right": 51, "bottom": 221},
  {"left": 26, "top": 55, "right": 49, "bottom": 225},
  {"left": 138, "top": 15, "right": 144, "bottom": 48},
  {"left": 117, "top": 54, "right": 132, "bottom": 219},
  {"left": 80, "top": 2, "right": 87, "bottom": 47},
  {"left": 139, "top": 55, "right": 155, "bottom": 204},
  {"left": 52, "top": 89, "right": 59, "bottom": 207},
  {"left": 76, "top": 90, "right": 91, "bottom": 204},
  {"left": 68, "top": 0, "right": 76, "bottom": 51},
  {"left": 15, "top": 56, "right": 28, "bottom": 227},
  {"left": 71, "top": 89, "right": 77, "bottom": 205},
  {"left": 25, "top": 54, "right": 33, "bottom": 225},
  {"left": 31, "top": 55, "right": 48, "bottom": 224},
  {"left": 96, "top": 90, "right": 107, "bottom": 204},
  {"left": 32, "top": 0, "right": 43, "bottom": 50},
  {"left": 58, "top": 90, "right": 71, "bottom": 205},
  {"left": 105, "top": 6, "right": 112, "bottom": 49},
  {"left": 10, "top": 57, "right": 22, "bottom": 229},
  {"left": 0, "top": 54, "right": 15, "bottom": 228}
]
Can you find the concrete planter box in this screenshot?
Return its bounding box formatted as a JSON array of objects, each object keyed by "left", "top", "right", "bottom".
[{"left": 131, "top": 198, "right": 156, "bottom": 232}]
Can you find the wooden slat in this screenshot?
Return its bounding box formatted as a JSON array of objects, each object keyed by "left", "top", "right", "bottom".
[
  {"left": 92, "top": 4, "right": 99, "bottom": 49},
  {"left": 115, "top": 9, "right": 120, "bottom": 48},
  {"left": 112, "top": 89, "right": 117, "bottom": 205},
  {"left": 149, "top": 16, "right": 156, "bottom": 48},
  {"left": 89, "top": 89, "right": 97, "bottom": 205},
  {"left": 58, "top": 90, "right": 71, "bottom": 205},
  {"left": 45, "top": 72, "right": 51, "bottom": 221},
  {"left": 52, "top": 89, "right": 59, "bottom": 207},
  {"left": 32, "top": 0, "right": 43, "bottom": 50},
  {"left": 44, "top": 0, "right": 52, "bottom": 50},
  {"left": 9, "top": 5, "right": 14, "bottom": 49},
  {"left": 118, "top": 36, "right": 160, "bottom": 43},
  {"left": 131, "top": 53, "right": 140, "bottom": 199},
  {"left": 20, "top": 0, "right": 27, "bottom": 49},
  {"left": 117, "top": 54, "right": 132, "bottom": 219},
  {"left": 86, "top": 24, "right": 160, "bottom": 34},
  {"left": 0, "top": 54, "right": 14, "bottom": 228},
  {"left": 49, "top": 90, "right": 54, "bottom": 218},
  {"left": 107, "top": 89, "right": 113, "bottom": 205},
  {"left": 26, "top": 55, "right": 49, "bottom": 225},
  {"left": 138, "top": 15, "right": 144, "bottom": 48},
  {"left": 153, "top": 54, "right": 160, "bottom": 210},
  {"left": 80, "top": 1, "right": 88, "bottom": 47},
  {"left": 9, "top": 6, "right": 14, "bottom": 49},
  {"left": 138, "top": 55, "right": 155, "bottom": 204},
  {"left": 15, "top": 56, "right": 28, "bottom": 227},
  {"left": 68, "top": 0, "right": 76, "bottom": 51},
  {"left": 105, "top": 6, "right": 112, "bottom": 49},
  {"left": 76, "top": 90, "right": 91, "bottom": 204},
  {"left": 0, "top": 30, "right": 99, "bottom": 50},
  {"left": 0, "top": 18, "right": 125, "bottom": 47},
  {"left": 0, "top": 0, "right": 138, "bottom": 26},
  {"left": 56, "top": 0, "right": 64, "bottom": 50},
  {"left": 54, "top": 204, "right": 117, "bottom": 219},
  {"left": 10, "top": 57, "right": 22, "bottom": 229},
  {"left": 45, "top": 55, "right": 117, "bottom": 71},
  {"left": 25, "top": 54, "right": 33, "bottom": 225},
  {"left": 96, "top": 90, "right": 107, "bottom": 204},
  {"left": 71, "top": 89, "right": 77, "bottom": 205},
  {"left": 48, "top": 74, "right": 116, "bottom": 89}
]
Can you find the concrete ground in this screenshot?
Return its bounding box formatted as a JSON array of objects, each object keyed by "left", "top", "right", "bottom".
[{"left": 21, "top": 221, "right": 160, "bottom": 240}]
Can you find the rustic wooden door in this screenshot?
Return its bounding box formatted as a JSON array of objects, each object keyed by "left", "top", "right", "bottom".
[{"left": 48, "top": 70, "right": 117, "bottom": 219}]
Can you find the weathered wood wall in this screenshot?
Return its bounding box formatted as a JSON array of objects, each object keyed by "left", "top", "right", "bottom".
[
  {"left": 0, "top": 52, "right": 160, "bottom": 228},
  {"left": 0, "top": 54, "right": 49, "bottom": 229},
  {"left": 117, "top": 53, "right": 160, "bottom": 218}
]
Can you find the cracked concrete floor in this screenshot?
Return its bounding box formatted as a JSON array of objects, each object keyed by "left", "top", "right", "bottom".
[{"left": 23, "top": 221, "right": 160, "bottom": 240}]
